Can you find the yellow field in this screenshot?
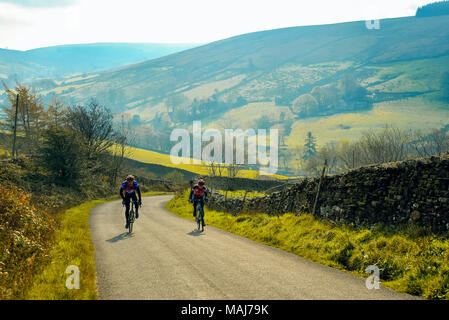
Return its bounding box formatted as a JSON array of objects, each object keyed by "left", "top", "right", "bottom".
[
  {"left": 126, "top": 146, "right": 288, "bottom": 179},
  {"left": 206, "top": 101, "right": 294, "bottom": 130},
  {"left": 286, "top": 96, "right": 449, "bottom": 149},
  {"left": 0, "top": 145, "right": 9, "bottom": 157}
]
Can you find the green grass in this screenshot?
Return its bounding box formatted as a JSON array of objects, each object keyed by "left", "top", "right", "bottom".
[
  {"left": 217, "top": 190, "right": 265, "bottom": 198},
  {"left": 25, "top": 191, "right": 171, "bottom": 300},
  {"left": 167, "top": 190, "right": 449, "bottom": 300}
]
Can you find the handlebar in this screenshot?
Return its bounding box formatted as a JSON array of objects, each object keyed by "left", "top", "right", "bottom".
[{"left": 122, "top": 200, "right": 142, "bottom": 207}]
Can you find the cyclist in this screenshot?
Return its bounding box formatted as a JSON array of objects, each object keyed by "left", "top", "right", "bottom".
[
  {"left": 189, "top": 179, "right": 209, "bottom": 228},
  {"left": 120, "top": 175, "right": 142, "bottom": 229}
]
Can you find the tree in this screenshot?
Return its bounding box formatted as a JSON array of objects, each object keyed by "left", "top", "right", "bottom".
[
  {"left": 109, "top": 115, "right": 134, "bottom": 186},
  {"left": 66, "top": 99, "right": 115, "bottom": 160},
  {"left": 47, "top": 96, "right": 66, "bottom": 127},
  {"left": 166, "top": 93, "right": 189, "bottom": 113},
  {"left": 291, "top": 94, "right": 319, "bottom": 116},
  {"left": 338, "top": 74, "right": 368, "bottom": 106},
  {"left": 416, "top": 1, "right": 449, "bottom": 17},
  {"left": 303, "top": 142, "right": 340, "bottom": 176},
  {"left": 2, "top": 83, "right": 46, "bottom": 154},
  {"left": 302, "top": 132, "right": 317, "bottom": 161},
  {"left": 207, "top": 161, "right": 224, "bottom": 177},
  {"left": 411, "top": 128, "right": 449, "bottom": 157},
  {"left": 355, "top": 125, "right": 411, "bottom": 165},
  {"left": 227, "top": 164, "right": 242, "bottom": 178},
  {"left": 164, "top": 171, "right": 185, "bottom": 185},
  {"left": 40, "top": 127, "right": 84, "bottom": 186},
  {"left": 336, "top": 139, "right": 360, "bottom": 170}
]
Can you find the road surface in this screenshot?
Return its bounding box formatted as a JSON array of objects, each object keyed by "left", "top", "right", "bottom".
[{"left": 89, "top": 195, "right": 415, "bottom": 300}]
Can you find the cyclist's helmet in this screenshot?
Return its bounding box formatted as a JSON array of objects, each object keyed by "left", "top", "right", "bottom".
[
  {"left": 126, "top": 175, "right": 135, "bottom": 182},
  {"left": 198, "top": 179, "right": 205, "bottom": 186}
]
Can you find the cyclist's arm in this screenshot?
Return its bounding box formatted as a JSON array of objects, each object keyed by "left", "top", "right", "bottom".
[
  {"left": 119, "top": 187, "right": 125, "bottom": 200},
  {"left": 137, "top": 186, "right": 142, "bottom": 202}
]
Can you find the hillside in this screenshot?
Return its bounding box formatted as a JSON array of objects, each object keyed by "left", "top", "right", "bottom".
[
  {"left": 35, "top": 15, "right": 449, "bottom": 106},
  {"left": 0, "top": 42, "right": 198, "bottom": 86}
]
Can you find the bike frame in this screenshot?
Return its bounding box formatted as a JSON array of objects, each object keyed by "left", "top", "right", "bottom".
[
  {"left": 195, "top": 201, "right": 204, "bottom": 231},
  {"left": 128, "top": 200, "right": 138, "bottom": 233}
]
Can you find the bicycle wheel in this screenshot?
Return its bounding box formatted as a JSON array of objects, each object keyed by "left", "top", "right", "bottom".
[
  {"left": 197, "top": 204, "right": 201, "bottom": 230},
  {"left": 200, "top": 205, "right": 205, "bottom": 231},
  {"left": 128, "top": 204, "right": 134, "bottom": 233}
]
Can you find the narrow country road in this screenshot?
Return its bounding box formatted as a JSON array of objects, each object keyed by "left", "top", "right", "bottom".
[{"left": 89, "top": 195, "right": 415, "bottom": 300}]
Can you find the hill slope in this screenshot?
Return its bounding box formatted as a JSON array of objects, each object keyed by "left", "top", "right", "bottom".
[
  {"left": 39, "top": 15, "right": 449, "bottom": 110},
  {"left": 0, "top": 42, "right": 198, "bottom": 85}
]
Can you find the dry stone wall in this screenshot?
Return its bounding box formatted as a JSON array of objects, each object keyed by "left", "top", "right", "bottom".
[{"left": 207, "top": 153, "right": 449, "bottom": 232}]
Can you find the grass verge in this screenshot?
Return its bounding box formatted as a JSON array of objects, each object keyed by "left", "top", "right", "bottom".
[
  {"left": 167, "top": 190, "right": 449, "bottom": 300},
  {"left": 216, "top": 190, "right": 265, "bottom": 198},
  {"left": 25, "top": 191, "right": 172, "bottom": 300}
]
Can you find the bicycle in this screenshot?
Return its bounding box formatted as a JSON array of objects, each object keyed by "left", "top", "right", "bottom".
[
  {"left": 125, "top": 200, "right": 139, "bottom": 234},
  {"left": 195, "top": 201, "right": 205, "bottom": 232}
]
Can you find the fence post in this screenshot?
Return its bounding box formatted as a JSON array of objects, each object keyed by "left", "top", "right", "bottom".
[
  {"left": 312, "top": 160, "right": 327, "bottom": 216},
  {"left": 239, "top": 189, "right": 248, "bottom": 215},
  {"left": 12, "top": 94, "right": 19, "bottom": 157}
]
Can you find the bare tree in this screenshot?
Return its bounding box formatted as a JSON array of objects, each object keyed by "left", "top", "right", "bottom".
[
  {"left": 412, "top": 128, "right": 449, "bottom": 157},
  {"left": 110, "top": 115, "right": 135, "bottom": 186},
  {"left": 303, "top": 142, "right": 339, "bottom": 176},
  {"left": 356, "top": 125, "right": 411, "bottom": 165},
  {"left": 207, "top": 161, "right": 225, "bottom": 177},
  {"left": 66, "top": 99, "right": 115, "bottom": 159},
  {"left": 226, "top": 163, "right": 243, "bottom": 178}
]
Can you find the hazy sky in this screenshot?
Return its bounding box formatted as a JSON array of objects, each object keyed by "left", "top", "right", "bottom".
[{"left": 0, "top": 0, "right": 436, "bottom": 50}]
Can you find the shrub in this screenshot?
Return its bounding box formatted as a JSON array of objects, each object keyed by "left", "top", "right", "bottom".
[{"left": 0, "top": 185, "right": 55, "bottom": 299}]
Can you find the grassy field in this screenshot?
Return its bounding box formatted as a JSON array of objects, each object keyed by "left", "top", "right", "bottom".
[
  {"left": 0, "top": 146, "right": 9, "bottom": 158},
  {"left": 126, "top": 145, "right": 288, "bottom": 179},
  {"left": 25, "top": 191, "right": 170, "bottom": 300},
  {"left": 367, "top": 55, "right": 449, "bottom": 93},
  {"left": 286, "top": 96, "right": 449, "bottom": 151},
  {"left": 167, "top": 190, "right": 449, "bottom": 300},
  {"left": 217, "top": 190, "right": 266, "bottom": 198}
]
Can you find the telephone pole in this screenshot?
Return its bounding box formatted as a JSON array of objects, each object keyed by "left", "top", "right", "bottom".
[{"left": 12, "top": 93, "right": 19, "bottom": 157}]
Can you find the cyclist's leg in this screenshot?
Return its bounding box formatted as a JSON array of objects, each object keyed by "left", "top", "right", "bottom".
[
  {"left": 193, "top": 200, "right": 197, "bottom": 217},
  {"left": 200, "top": 199, "right": 205, "bottom": 226},
  {"left": 132, "top": 193, "right": 139, "bottom": 218}
]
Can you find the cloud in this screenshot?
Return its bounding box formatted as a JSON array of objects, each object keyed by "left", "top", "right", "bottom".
[{"left": 0, "top": 0, "right": 77, "bottom": 7}]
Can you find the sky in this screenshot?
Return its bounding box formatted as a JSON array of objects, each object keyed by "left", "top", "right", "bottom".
[{"left": 0, "top": 0, "right": 437, "bottom": 50}]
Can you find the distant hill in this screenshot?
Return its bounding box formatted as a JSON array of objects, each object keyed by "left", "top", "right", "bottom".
[
  {"left": 0, "top": 42, "right": 199, "bottom": 85},
  {"left": 416, "top": 1, "right": 449, "bottom": 17},
  {"left": 37, "top": 16, "right": 449, "bottom": 111}
]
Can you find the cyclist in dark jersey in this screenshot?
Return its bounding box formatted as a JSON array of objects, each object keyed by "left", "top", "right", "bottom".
[
  {"left": 120, "top": 175, "right": 142, "bottom": 229},
  {"left": 189, "top": 179, "right": 208, "bottom": 227}
]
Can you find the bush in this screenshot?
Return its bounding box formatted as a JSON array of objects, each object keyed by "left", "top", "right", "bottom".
[{"left": 0, "top": 185, "right": 55, "bottom": 299}]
